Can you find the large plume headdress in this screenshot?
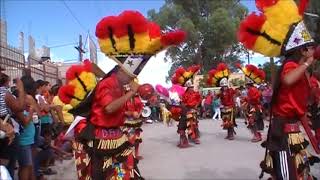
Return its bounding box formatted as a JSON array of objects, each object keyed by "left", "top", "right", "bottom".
[
  {"left": 206, "top": 63, "right": 230, "bottom": 87},
  {"left": 238, "top": 0, "right": 315, "bottom": 57},
  {"left": 171, "top": 65, "right": 201, "bottom": 87},
  {"left": 58, "top": 60, "right": 97, "bottom": 117},
  {"left": 96, "top": 10, "right": 186, "bottom": 77},
  {"left": 235, "top": 63, "right": 266, "bottom": 84}
]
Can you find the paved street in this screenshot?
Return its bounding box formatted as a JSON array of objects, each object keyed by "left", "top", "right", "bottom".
[{"left": 49, "top": 119, "right": 320, "bottom": 180}]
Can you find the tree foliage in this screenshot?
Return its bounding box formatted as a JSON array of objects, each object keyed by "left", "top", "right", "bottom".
[
  {"left": 301, "top": 0, "right": 320, "bottom": 43},
  {"left": 148, "top": 0, "right": 248, "bottom": 80},
  {"left": 258, "top": 61, "right": 280, "bottom": 83}
]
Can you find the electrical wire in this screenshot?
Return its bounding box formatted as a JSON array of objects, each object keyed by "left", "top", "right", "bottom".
[
  {"left": 49, "top": 42, "right": 77, "bottom": 48},
  {"left": 61, "top": 0, "right": 88, "bottom": 32}
]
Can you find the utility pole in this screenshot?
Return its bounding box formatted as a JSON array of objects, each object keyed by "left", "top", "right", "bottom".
[
  {"left": 75, "top": 35, "right": 85, "bottom": 62},
  {"left": 270, "top": 57, "right": 275, "bottom": 85}
]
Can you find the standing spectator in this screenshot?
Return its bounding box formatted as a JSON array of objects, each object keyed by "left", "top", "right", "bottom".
[
  {"left": 149, "top": 95, "right": 160, "bottom": 122},
  {"left": 200, "top": 95, "right": 206, "bottom": 119},
  {"left": 35, "top": 80, "right": 63, "bottom": 136},
  {"left": 20, "top": 75, "right": 45, "bottom": 180},
  {"left": 262, "top": 83, "right": 272, "bottom": 117},
  {"left": 204, "top": 91, "right": 213, "bottom": 118},
  {"left": 212, "top": 96, "right": 222, "bottom": 121},
  {"left": 18, "top": 76, "right": 37, "bottom": 180},
  {"left": 0, "top": 72, "right": 25, "bottom": 179}
]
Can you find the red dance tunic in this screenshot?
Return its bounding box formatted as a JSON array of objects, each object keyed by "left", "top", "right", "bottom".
[
  {"left": 247, "top": 86, "right": 261, "bottom": 106},
  {"left": 220, "top": 88, "right": 236, "bottom": 107},
  {"left": 181, "top": 89, "right": 201, "bottom": 108},
  {"left": 272, "top": 61, "right": 310, "bottom": 118},
  {"left": 90, "top": 73, "right": 126, "bottom": 128}
]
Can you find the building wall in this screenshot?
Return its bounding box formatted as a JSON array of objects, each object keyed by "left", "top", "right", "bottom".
[
  {"left": 58, "top": 62, "right": 80, "bottom": 84},
  {"left": 0, "top": 19, "right": 59, "bottom": 84},
  {"left": 0, "top": 20, "right": 7, "bottom": 47}
]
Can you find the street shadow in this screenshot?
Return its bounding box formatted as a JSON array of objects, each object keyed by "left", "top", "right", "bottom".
[{"left": 183, "top": 167, "right": 263, "bottom": 180}]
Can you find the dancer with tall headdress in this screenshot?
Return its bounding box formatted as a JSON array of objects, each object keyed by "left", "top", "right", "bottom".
[
  {"left": 207, "top": 63, "right": 236, "bottom": 140},
  {"left": 170, "top": 65, "right": 201, "bottom": 147},
  {"left": 236, "top": 64, "right": 266, "bottom": 142},
  {"left": 238, "top": 0, "right": 320, "bottom": 178},
  {"left": 58, "top": 10, "right": 186, "bottom": 180}
]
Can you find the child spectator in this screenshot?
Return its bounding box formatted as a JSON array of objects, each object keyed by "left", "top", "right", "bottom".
[{"left": 212, "top": 96, "right": 222, "bottom": 121}]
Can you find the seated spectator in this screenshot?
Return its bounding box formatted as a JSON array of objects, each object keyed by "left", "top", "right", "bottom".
[
  {"left": 37, "top": 128, "right": 72, "bottom": 175},
  {"left": 0, "top": 72, "right": 25, "bottom": 178}
]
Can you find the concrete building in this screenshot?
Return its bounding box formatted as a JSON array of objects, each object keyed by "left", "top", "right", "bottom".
[
  {"left": 0, "top": 19, "right": 59, "bottom": 84},
  {"left": 0, "top": 20, "right": 25, "bottom": 80},
  {"left": 57, "top": 61, "right": 80, "bottom": 84}
]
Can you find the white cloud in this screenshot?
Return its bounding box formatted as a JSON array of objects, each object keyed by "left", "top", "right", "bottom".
[
  {"left": 96, "top": 51, "right": 172, "bottom": 87},
  {"left": 239, "top": 51, "right": 269, "bottom": 66},
  {"left": 138, "top": 51, "right": 172, "bottom": 87},
  {"left": 50, "top": 52, "right": 65, "bottom": 62},
  {"left": 97, "top": 52, "right": 117, "bottom": 73}
]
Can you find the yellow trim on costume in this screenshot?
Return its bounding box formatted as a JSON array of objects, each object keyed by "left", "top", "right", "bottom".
[
  {"left": 102, "top": 158, "right": 113, "bottom": 170},
  {"left": 288, "top": 133, "right": 304, "bottom": 145},
  {"left": 96, "top": 134, "right": 128, "bottom": 150},
  {"left": 124, "top": 119, "right": 142, "bottom": 125}
]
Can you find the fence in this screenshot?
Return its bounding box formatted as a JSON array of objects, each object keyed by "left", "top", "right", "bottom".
[
  {"left": 0, "top": 45, "right": 59, "bottom": 85},
  {"left": 0, "top": 45, "right": 25, "bottom": 81},
  {"left": 28, "top": 55, "right": 59, "bottom": 84}
]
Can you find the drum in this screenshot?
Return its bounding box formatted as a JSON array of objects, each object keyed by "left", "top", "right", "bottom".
[{"left": 142, "top": 106, "right": 152, "bottom": 118}]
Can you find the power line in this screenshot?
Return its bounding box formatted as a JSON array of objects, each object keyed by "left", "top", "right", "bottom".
[
  {"left": 61, "top": 0, "right": 88, "bottom": 32},
  {"left": 48, "top": 42, "right": 77, "bottom": 48}
]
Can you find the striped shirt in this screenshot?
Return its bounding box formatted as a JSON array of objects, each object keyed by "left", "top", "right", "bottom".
[{"left": 0, "top": 86, "right": 10, "bottom": 117}]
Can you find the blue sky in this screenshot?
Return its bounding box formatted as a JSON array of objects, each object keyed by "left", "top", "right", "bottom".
[{"left": 2, "top": 0, "right": 267, "bottom": 85}]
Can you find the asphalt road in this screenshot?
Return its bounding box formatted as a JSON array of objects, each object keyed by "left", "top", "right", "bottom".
[{"left": 48, "top": 119, "right": 320, "bottom": 180}]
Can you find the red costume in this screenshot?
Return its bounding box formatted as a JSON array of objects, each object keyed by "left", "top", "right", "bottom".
[
  {"left": 171, "top": 65, "right": 201, "bottom": 148},
  {"left": 220, "top": 88, "right": 235, "bottom": 107},
  {"left": 182, "top": 88, "right": 201, "bottom": 144},
  {"left": 236, "top": 63, "right": 265, "bottom": 142},
  {"left": 238, "top": 0, "right": 320, "bottom": 178},
  {"left": 58, "top": 10, "right": 186, "bottom": 180},
  {"left": 219, "top": 87, "right": 236, "bottom": 139},
  {"left": 124, "top": 95, "right": 144, "bottom": 159},
  {"left": 207, "top": 63, "right": 236, "bottom": 140}
]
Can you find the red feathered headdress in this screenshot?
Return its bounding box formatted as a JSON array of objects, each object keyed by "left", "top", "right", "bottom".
[
  {"left": 96, "top": 10, "right": 187, "bottom": 77},
  {"left": 171, "top": 65, "right": 201, "bottom": 87},
  {"left": 236, "top": 63, "right": 265, "bottom": 84},
  {"left": 207, "top": 63, "right": 230, "bottom": 87}
]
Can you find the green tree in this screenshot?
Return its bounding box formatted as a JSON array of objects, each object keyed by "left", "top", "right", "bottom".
[
  {"left": 259, "top": 61, "right": 280, "bottom": 83},
  {"left": 301, "top": 0, "right": 320, "bottom": 43},
  {"left": 148, "top": 0, "right": 248, "bottom": 79}
]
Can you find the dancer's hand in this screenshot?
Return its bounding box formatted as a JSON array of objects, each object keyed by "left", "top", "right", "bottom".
[{"left": 129, "top": 81, "right": 140, "bottom": 93}]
